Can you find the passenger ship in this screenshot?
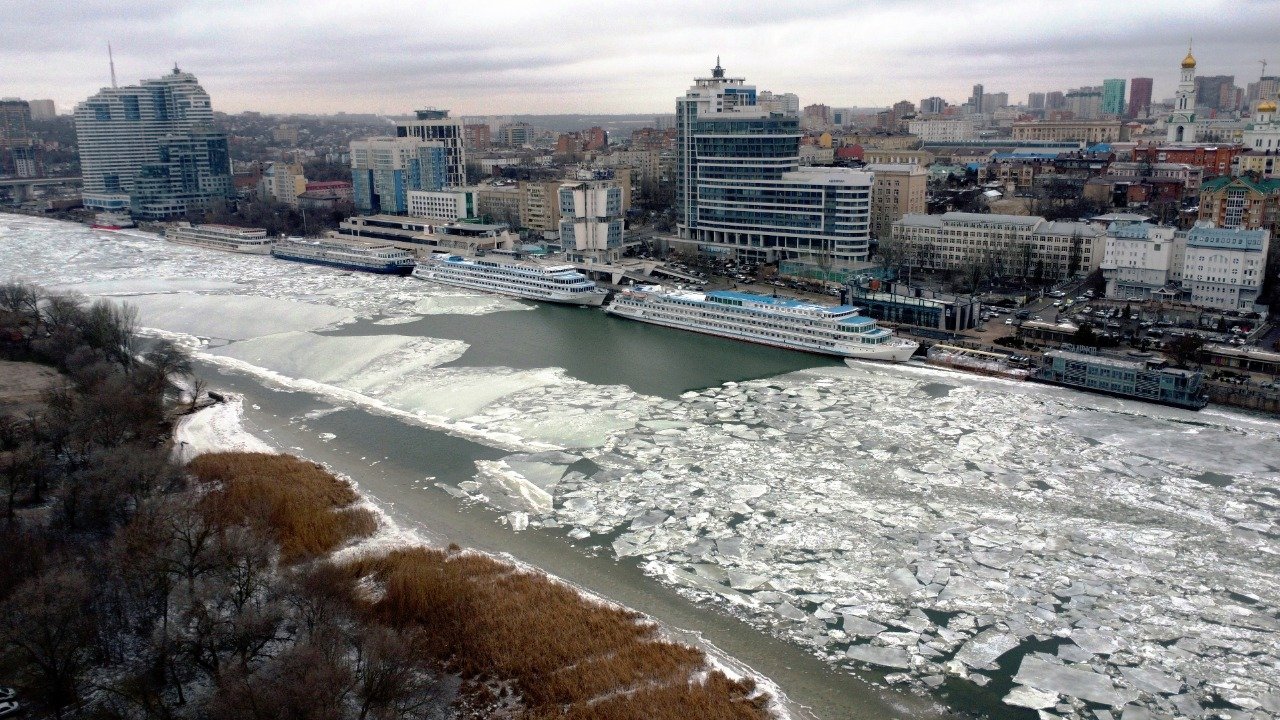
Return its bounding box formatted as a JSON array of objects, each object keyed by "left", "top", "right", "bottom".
[
  {"left": 604, "top": 286, "right": 919, "bottom": 361},
  {"left": 412, "top": 254, "right": 608, "bottom": 306},
  {"left": 165, "top": 223, "right": 274, "bottom": 254},
  {"left": 272, "top": 237, "right": 415, "bottom": 275}
]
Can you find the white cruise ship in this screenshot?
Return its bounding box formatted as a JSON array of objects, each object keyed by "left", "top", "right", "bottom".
[
  {"left": 412, "top": 254, "right": 608, "bottom": 306},
  {"left": 165, "top": 223, "right": 274, "bottom": 254},
  {"left": 272, "top": 238, "right": 416, "bottom": 275},
  {"left": 605, "top": 286, "right": 918, "bottom": 362}
]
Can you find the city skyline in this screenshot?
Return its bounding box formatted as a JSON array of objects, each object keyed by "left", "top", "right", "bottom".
[{"left": 2, "top": 0, "right": 1277, "bottom": 116}]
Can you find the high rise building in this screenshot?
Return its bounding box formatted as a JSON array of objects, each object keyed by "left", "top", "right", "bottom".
[
  {"left": 74, "top": 67, "right": 233, "bottom": 216},
  {"left": 558, "top": 178, "right": 626, "bottom": 263},
  {"left": 970, "top": 84, "right": 984, "bottom": 113},
  {"left": 1195, "top": 75, "right": 1234, "bottom": 111},
  {"left": 497, "top": 121, "right": 534, "bottom": 148},
  {"left": 674, "top": 60, "right": 873, "bottom": 266},
  {"left": 0, "top": 99, "right": 39, "bottom": 178},
  {"left": 1101, "top": 79, "right": 1126, "bottom": 116},
  {"left": 1046, "top": 91, "right": 1066, "bottom": 110},
  {"left": 1066, "top": 86, "right": 1103, "bottom": 119},
  {"left": 27, "top": 99, "right": 56, "bottom": 120},
  {"left": 395, "top": 109, "right": 466, "bottom": 188},
  {"left": 1127, "top": 78, "right": 1153, "bottom": 119},
  {"left": 864, "top": 163, "right": 926, "bottom": 243},
  {"left": 981, "top": 92, "right": 1008, "bottom": 114},
  {"left": 464, "top": 123, "right": 491, "bottom": 150},
  {"left": 1027, "top": 93, "right": 1046, "bottom": 111},
  {"left": 349, "top": 137, "right": 449, "bottom": 214},
  {"left": 757, "top": 91, "right": 800, "bottom": 116},
  {"left": 919, "top": 96, "right": 947, "bottom": 115}
]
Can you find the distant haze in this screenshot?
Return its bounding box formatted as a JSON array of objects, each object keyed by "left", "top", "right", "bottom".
[{"left": 2, "top": 0, "right": 1274, "bottom": 116}]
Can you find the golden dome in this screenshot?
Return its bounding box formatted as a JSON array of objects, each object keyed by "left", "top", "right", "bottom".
[
  {"left": 1259, "top": 99, "right": 1278, "bottom": 113},
  {"left": 1181, "top": 51, "right": 1196, "bottom": 69}
]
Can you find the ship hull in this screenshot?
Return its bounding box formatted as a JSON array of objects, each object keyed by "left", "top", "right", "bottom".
[{"left": 273, "top": 253, "right": 415, "bottom": 275}]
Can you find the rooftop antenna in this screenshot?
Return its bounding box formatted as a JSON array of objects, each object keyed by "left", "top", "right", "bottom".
[
  {"left": 1261, "top": 59, "right": 1268, "bottom": 77},
  {"left": 108, "top": 42, "right": 117, "bottom": 88}
]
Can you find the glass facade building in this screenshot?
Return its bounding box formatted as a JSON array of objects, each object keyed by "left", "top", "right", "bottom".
[
  {"left": 74, "top": 67, "right": 233, "bottom": 217},
  {"left": 675, "top": 62, "right": 873, "bottom": 265}
]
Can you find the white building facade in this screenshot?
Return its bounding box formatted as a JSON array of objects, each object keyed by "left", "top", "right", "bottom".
[
  {"left": 1181, "top": 226, "right": 1270, "bottom": 312},
  {"left": 394, "top": 109, "right": 467, "bottom": 188},
  {"left": 892, "top": 212, "right": 1105, "bottom": 280},
  {"left": 907, "top": 118, "right": 977, "bottom": 142},
  {"left": 1100, "top": 223, "right": 1178, "bottom": 299},
  {"left": 407, "top": 188, "right": 476, "bottom": 220},
  {"left": 558, "top": 179, "right": 626, "bottom": 263}
]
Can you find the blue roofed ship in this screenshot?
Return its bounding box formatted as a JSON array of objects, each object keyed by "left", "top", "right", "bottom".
[
  {"left": 272, "top": 237, "right": 416, "bottom": 275},
  {"left": 604, "top": 286, "right": 918, "bottom": 362}
]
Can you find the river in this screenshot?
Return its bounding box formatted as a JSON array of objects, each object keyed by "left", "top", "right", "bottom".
[{"left": 4, "top": 213, "right": 1278, "bottom": 720}]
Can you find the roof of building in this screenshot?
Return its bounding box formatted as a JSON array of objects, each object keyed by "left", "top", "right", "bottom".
[
  {"left": 863, "top": 163, "right": 924, "bottom": 174},
  {"left": 1185, "top": 226, "right": 1268, "bottom": 250},
  {"left": 1093, "top": 212, "right": 1153, "bottom": 223},
  {"left": 1200, "top": 175, "right": 1280, "bottom": 193}
]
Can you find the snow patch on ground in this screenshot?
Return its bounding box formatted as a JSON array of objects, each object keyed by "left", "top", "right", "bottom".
[{"left": 172, "top": 394, "right": 277, "bottom": 461}]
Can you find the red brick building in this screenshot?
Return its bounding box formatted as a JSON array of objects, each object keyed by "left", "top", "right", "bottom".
[{"left": 1131, "top": 144, "right": 1244, "bottom": 178}]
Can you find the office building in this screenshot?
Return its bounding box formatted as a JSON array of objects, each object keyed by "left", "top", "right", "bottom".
[
  {"left": 970, "top": 84, "right": 984, "bottom": 114},
  {"left": 1066, "top": 86, "right": 1103, "bottom": 119},
  {"left": 27, "top": 99, "right": 56, "bottom": 120},
  {"left": 920, "top": 96, "right": 947, "bottom": 115},
  {"left": 981, "top": 92, "right": 1008, "bottom": 114},
  {"left": 1128, "top": 78, "right": 1153, "bottom": 119},
  {"left": 1011, "top": 120, "right": 1123, "bottom": 143},
  {"left": 333, "top": 215, "right": 517, "bottom": 255},
  {"left": 891, "top": 212, "right": 1105, "bottom": 280},
  {"left": 497, "top": 122, "right": 534, "bottom": 148},
  {"left": 464, "top": 123, "right": 492, "bottom": 150},
  {"left": 349, "top": 137, "right": 449, "bottom": 214},
  {"left": 1196, "top": 75, "right": 1236, "bottom": 111},
  {"left": 0, "top": 99, "right": 38, "bottom": 177},
  {"left": 1100, "top": 223, "right": 1178, "bottom": 300},
  {"left": 758, "top": 91, "right": 800, "bottom": 116},
  {"left": 407, "top": 187, "right": 476, "bottom": 220},
  {"left": 395, "top": 109, "right": 466, "bottom": 188},
  {"left": 1101, "top": 79, "right": 1126, "bottom": 117},
  {"left": 475, "top": 184, "right": 521, "bottom": 225},
  {"left": 907, "top": 118, "right": 977, "bottom": 142},
  {"left": 74, "top": 66, "right": 233, "bottom": 215},
  {"left": 865, "top": 163, "right": 926, "bottom": 243},
  {"left": 1027, "top": 93, "right": 1046, "bottom": 111},
  {"left": 1183, "top": 226, "right": 1269, "bottom": 311},
  {"left": 558, "top": 179, "right": 626, "bottom": 263},
  {"left": 258, "top": 161, "right": 307, "bottom": 207},
  {"left": 673, "top": 60, "right": 874, "bottom": 265},
  {"left": 518, "top": 179, "right": 565, "bottom": 233},
  {"left": 1046, "top": 91, "right": 1066, "bottom": 110}
]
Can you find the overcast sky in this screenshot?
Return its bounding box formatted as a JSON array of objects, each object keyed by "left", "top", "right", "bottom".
[{"left": 3, "top": 0, "right": 1276, "bottom": 117}]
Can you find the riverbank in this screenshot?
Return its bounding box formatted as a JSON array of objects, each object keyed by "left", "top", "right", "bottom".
[{"left": 175, "top": 395, "right": 787, "bottom": 720}]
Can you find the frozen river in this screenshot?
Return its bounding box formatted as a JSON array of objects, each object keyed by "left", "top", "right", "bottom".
[{"left": 4, "top": 214, "right": 1279, "bottom": 720}]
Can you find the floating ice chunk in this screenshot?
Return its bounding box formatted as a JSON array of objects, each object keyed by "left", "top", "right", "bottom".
[
  {"left": 955, "top": 629, "right": 1020, "bottom": 668},
  {"left": 731, "top": 484, "right": 769, "bottom": 500},
  {"left": 1014, "top": 656, "right": 1139, "bottom": 707},
  {"left": 887, "top": 567, "right": 923, "bottom": 595},
  {"left": 939, "top": 576, "right": 987, "bottom": 600},
  {"left": 842, "top": 615, "right": 888, "bottom": 637},
  {"left": 845, "top": 644, "right": 911, "bottom": 669},
  {"left": 1119, "top": 706, "right": 1152, "bottom": 720},
  {"left": 1070, "top": 628, "right": 1122, "bottom": 655},
  {"left": 567, "top": 528, "right": 591, "bottom": 540},
  {"left": 502, "top": 512, "right": 529, "bottom": 531},
  {"left": 1004, "top": 685, "right": 1060, "bottom": 709},
  {"left": 630, "top": 510, "right": 670, "bottom": 530},
  {"left": 727, "top": 571, "right": 770, "bottom": 591},
  {"left": 1118, "top": 666, "right": 1182, "bottom": 695},
  {"left": 776, "top": 602, "right": 806, "bottom": 622},
  {"left": 1056, "top": 642, "right": 1093, "bottom": 663}
]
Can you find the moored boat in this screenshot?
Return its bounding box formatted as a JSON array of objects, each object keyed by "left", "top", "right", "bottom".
[
  {"left": 272, "top": 237, "right": 415, "bottom": 275},
  {"left": 165, "top": 222, "right": 273, "bottom": 254},
  {"left": 605, "top": 285, "right": 918, "bottom": 361},
  {"left": 412, "top": 254, "right": 608, "bottom": 306},
  {"left": 925, "top": 343, "right": 1032, "bottom": 380}
]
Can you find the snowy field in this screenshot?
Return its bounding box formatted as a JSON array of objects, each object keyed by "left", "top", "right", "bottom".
[{"left": 5, "top": 215, "right": 1280, "bottom": 719}]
